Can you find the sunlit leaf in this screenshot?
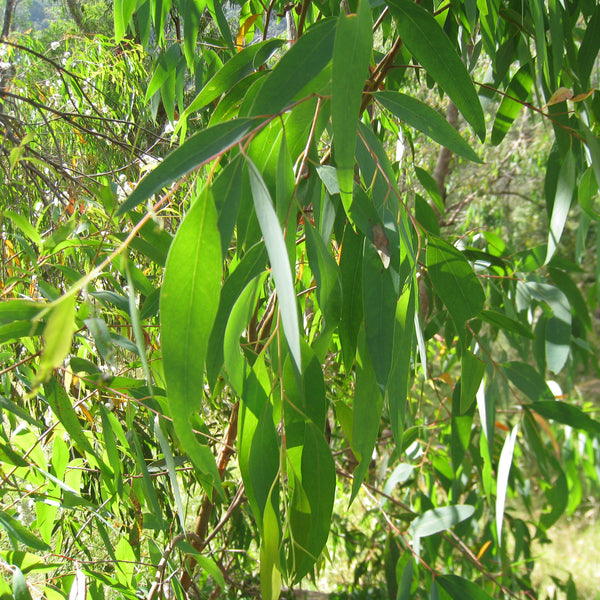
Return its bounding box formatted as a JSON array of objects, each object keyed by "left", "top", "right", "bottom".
[
  {"left": 160, "top": 188, "right": 223, "bottom": 495},
  {"left": 247, "top": 158, "right": 302, "bottom": 371},
  {"left": 410, "top": 504, "right": 475, "bottom": 538},
  {"left": 496, "top": 425, "right": 518, "bottom": 546}
]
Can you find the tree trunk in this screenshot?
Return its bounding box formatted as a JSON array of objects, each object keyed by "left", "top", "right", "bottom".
[
  {"left": 433, "top": 101, "right": 459, "bottom": 204},
  {"left": 1, "top": 0, "right": 17, "bottom": 39}
]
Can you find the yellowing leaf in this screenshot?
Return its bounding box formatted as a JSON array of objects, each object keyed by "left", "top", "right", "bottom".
[
  {"left": 236, "top": 14, "right": 259, "bottom": 50},
  {"left": 544, "top": 87, "right": 573, "bottom": 108},
  {"left": 572, "top": 89, "right": 596, "bottom": 102}
]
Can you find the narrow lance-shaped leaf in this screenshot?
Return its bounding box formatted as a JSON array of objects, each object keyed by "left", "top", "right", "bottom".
[
  {"left": 385, "top": 0, "right": 485, "bottom": 141},
  {"left": 410, "top": 505, "right": 475, "bottom": 538},
  {"left": 160, "top": 188, "right": 224, "bottom": 496},
  {"left": 117, "top": 118, "right": 258, "bottom": 214},
  {"left": 496, "top": 425, "right": 519, "bottom": 546},
  {"left": 546, "top": 149, "right": 575, "bottom": 264},
  {"left": 332, "top": 0, "right": 372, "bottom": 210},
  {"left": 351, "top": 328, "right": 384, "bottom": 503},
  {"left": 246, "top": 158, "right": 302, "bottom": 372},
  {"left": 374, "top": 91, "right": 481, "bottom": 162},
  {"left": 36, "top": 294, "right": 76, "bottom": 384}
]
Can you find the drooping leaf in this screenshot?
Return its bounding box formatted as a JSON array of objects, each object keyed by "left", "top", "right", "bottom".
[
  {"left": 546, "top": 149, "right": 575, "bottom": 264},
  {"left": 339, "top": 225, "right": 364, "bottom": 370},
  {"left": 160, "top": 188, "right": 223, "bottom": 495},
  {"left": 118, "top": 118, "right": 259, "bottom": 214},
  {"left": 426, "top": 236, "right": 485, "bottom": 341},
  {"left": 479, "top": 310, "right": 535, "bottom": 339},
  {"left": 36, "top": 295, "right": 76, "bottom": 384},
  {"left": 247, "top": 158, "right": 302, "bottom": 372},
  {"left": 362, "top": 240, "right": 397, "bottom": 389},
  {"left": 387, "top": 284, "right": 415, "bottom": 447},
  {"left": 351, "top": 329, "right": 384, "bottom": 503},
  {"left": 291, "top": 422, "right": 336, "bottom": 581},
  {"left": 385, "top": 0, "right": 485, "bottom": 140},
  {"left": 332, "top": 0, "right": 372, "bottom": 210},
  {"left": 496, "top": 425, "right": 519, "bottom": 546},
  {"left": 374, "top": 91, "right": 481, "bottom": 162},
  {"left": 461, "top": 350, "right": 486, "bottom": 413},
  {"left": 44, "top": 377, "right": 95, "bottom": 456}
]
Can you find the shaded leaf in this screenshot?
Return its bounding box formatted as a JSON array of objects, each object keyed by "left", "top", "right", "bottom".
[
  {"left": 437, "top": 574, "right": 495, "bottom": 600},
  {"left": 410, "top": 505, "right": 475, "bottom": 538},
  {"left": 0, "top": 511, "right": 50, "bottom": 552},
  {"left": 528, "top": 401, "right": 600, "bottom": 435},
  {"left": 374, "top": 91, "right": 481, "bottom": 162},
  {"left": 426, "top": 236, "right": 485, "bottom": 340},
  {"left": 502, "top": 361, "right": 555, "bottom": 402}
]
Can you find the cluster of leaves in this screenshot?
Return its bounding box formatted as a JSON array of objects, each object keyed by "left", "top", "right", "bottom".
[{"left": 2, "top": 0, "right": 600, "bottom": 599}]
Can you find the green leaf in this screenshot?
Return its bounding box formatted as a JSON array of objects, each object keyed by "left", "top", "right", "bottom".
[
  {"left": 12, "top": 567, "right": 33, "bottom": 600},
  {"left": 351, "top": 329, "right": 384, "bottom": 503},
  {"left": 578, "top": 4, "right": 600, "bottom": 86},
  {"left": 546, "top": 149, "right": 575, "bottom": 264},
  {"left": 374, "top": 91, "right": 481, "bottom": 162},
  {"left": 501, "top": 361, "right": 555, "bottom": 403},
  {"left": 247, "top": 158, "right": 302, "bottom": 372},
  {"left": 339, "top": 225, "right": 364, "bottom": 371},
  {"left": 496, "top": 425, "right": 518, "bottom": 547},
  {"left": 3, "top": 210, "right": 42, "bottom": 247},
  {"left": 117, "top": 118, "right": 259, "bottom": 214},
  {"left": 179, "top": 39, "right": 284, "bottom": 124},
  {"left": 385, "top": 0, "right": 485, "bottom": 141},
  {"left": 291, "top": 422, "right": 336, "bottom": 581},
  {"left": 460, "top": 350, "right": 486, "bottom": 413},
  {"left": 160, "top": 188, "right": 223, "bottom": 496},
  {"left": 362, "top": 241, "right": 397, "bottom": 389},
  {"left": 44, "top": 377, "right": 95, "bottom": 456},
  {"left": 36, "top": 295, "right": 76, "bottom": 384},
  {"left": 332, "top": 0, "right": 372, "bottom": 209},
  {"left": 491, "top": 64, "right": 534, "bottom": 145},
  {"left": 0, "top": 511, "right": 50, "bottom": 552},
  {"left": 260, "top": 487, "right": 282, "bottom": 600},
  {"left": 387, "top": 284, "right": 415, "bottom": 447},
  {"left": 410, "top": 505, "right": 475, "bottom": 538},
  {"left": 528, "top": 401, "right": 600, "bottom": 435},
  {"left": 207, "top": 244, "right": 267, "bottom": 387},
  {"left": 426, "top": 236, "right": 485, "bottom": 341},
  {"left": 305, "top": 220, "right": 342, "bottom": 334},
  {"left": 479, "top": 310, "right": 535, "bottom": 339},
  {"left": 437, "top": 574, "right": 495, "bottom": 600},
  {"left": 145, "top": 45, "right": 181, "bottom": 101},
  {"left": 250, "top": 19, "right": 337, "bottom": 117}
]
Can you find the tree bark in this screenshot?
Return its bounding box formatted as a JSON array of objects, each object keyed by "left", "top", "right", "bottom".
[
  {"left": 1, "top": 0, "right": 17, "bottom": 39},
  {"left": 433, "top": 101, "right": 459, "bottom": 204}
]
